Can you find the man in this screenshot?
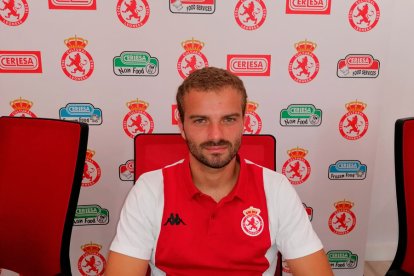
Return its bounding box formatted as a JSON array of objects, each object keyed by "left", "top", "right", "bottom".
[{"left": 106, "top": 67, "right": 333, "bottom": 275}]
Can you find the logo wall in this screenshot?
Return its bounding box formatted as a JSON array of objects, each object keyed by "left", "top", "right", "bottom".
[
  {"left": 0, "top": 51, "right": 42, "bottom": 73},
  {"left": 123, "top": 98, "right": 154, "bottom": 138},
  {"left": 282, "top": 147, "right": 311, "bottom": 185},
  {"left": 116, "top": 0, "right": 150, "bottom": 28},
  {"left": 9, "top": 97, "right": 37, "bottom": 117},
  {"left": 78, "top": 242, "right": 106, "bottom": 276},
  {"left": 227, "top": 54, "right": 271, "bottom": 76},
  {"left": 348, "top": 0, "right": 380, "bottom": 32},
  {"left": 82, "top": 149, "right": 101, "bottom": 187},
  {"left": 339, "top": 100, "right": 368, "bottom": 140},
  {"left": 234, "top": 0, "right": 267, "bottom": 31},
  {"left": 61, "top": 36, "right": 94, "bottom": 81},
  {"left": 244, "top": 101, "right": 262, "bottom": 134},
  {"left": 48, "top": 0, "right": 97, "bottom": 10},
  {"left": 169, "top": 0, "right": 215, "bottom": 14},
  {"left": 177, "top": 38, "right": 208, "bottom": 79},
  {"left": 289, "top": 40, "right": 319, "bottom": 83},
  {"left": 337, "top": 54, "right": 380, "bottom": 78},
  {"left": 329, "top": 200, "right": 356, "bottom": 235},
  {"left": 286, "top": 0, "right": 331, "bottom": 14},
  {"left": 0, "top": 0, "right": 28, "bottom": 26}
]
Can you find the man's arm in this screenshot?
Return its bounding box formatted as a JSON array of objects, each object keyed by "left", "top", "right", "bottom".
[
  {"left": 286, "top": 249, "right": 333, "bottom": 276},
  {"left": 105, "top": 251, "right": 149, "bottom": 276}
]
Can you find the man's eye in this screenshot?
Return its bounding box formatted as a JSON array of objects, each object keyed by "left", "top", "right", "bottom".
[
  {"left": 193, "top": 119, "right": 206, "bottom": 124},
  {"left": 224, "top": 117, "right": 236, "bottom": 123}
]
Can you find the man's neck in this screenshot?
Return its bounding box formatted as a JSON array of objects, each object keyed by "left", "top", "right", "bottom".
[{"left": 189, "top": 156, "right": 240, "bottom": 203}]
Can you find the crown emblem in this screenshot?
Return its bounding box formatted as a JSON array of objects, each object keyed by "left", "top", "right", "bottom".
[
  {"left": 243, "top": 206, "right": 261, "bottom": 216},
  {"left": 287, "top": 147, "right": 308, "bottom": 159},
  {"left": 345, "top": 100, "right": 367, "bottom": 112},
  {"left": 81, "top": 242, "right": 102, "bottom": 254},
  {"left": 182, "top": 37, "right": 204, "bottom": 52},
  {"left": 64, "top": 35, "right": 88, "bottom": 49},
  {"left": 10, "top": 97, "right": 33, "bottom": 111},
  {"left": 334, "top": 200, "right": 354, "bottom": 210},
  {"left": 86, "top": 149, "right": 95, "bottom": 160},
  {"left": 294, "top": 40, "right": 317, "bottom": 53},
  {"left": 246, "top": 101, "right": 259, "bottom": 113},
  {"left": 126, "top": 98, "right": 149, "bottom": 111}
]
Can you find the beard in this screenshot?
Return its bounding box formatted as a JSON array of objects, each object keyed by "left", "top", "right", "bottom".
[{"left": 186, "top": 138, "right": 241, "bottom": 169}]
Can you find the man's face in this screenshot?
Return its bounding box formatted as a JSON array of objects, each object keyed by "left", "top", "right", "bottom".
[{"left": 178, "top": 87, "right": 245, "bottom": 169}]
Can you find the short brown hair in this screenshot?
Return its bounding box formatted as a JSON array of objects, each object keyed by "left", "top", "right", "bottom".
[{"left": 176, "top": 67, "right": 247, "bottom": 122}]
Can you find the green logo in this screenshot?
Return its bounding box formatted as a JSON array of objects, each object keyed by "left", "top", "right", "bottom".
[
  {"left": 280, "top": 104, "right": 322, "bottom": 126},
  {"left": 74, "top": 204, "right": 109, "bottom": 226},
  {"left": 327, "top": 250, "right": 358, "bottom": 269},
  {"left": 113, "top": 51, "right": 159, "bottom": 76}
]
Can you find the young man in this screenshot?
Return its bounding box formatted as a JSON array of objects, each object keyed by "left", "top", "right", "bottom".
[{"left": 106, "top": 67, "right": 333, "bottom": 276}]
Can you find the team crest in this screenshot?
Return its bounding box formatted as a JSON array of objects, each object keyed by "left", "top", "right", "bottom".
[
  {"left": 282, "top": 147, "right": 311, "bottom": 185},
  {"left": 171, "top": 104, "right": 180, "bottom": 125},
  {"left": 119, "top": 159, "right": 134, "bottom": 181},
  {"left": 82, "top": 149, "right": 102, "bottom": 187},
  {"left": 339, "top": 100, "right": 368, "bottom": 140},
  {"left": 0, "top": 0, "right": 29, "bottom": 26},
  {"left": 123, "top": 98, "right": 155, "bottom": 138},
  {"left": 348, "top": 0, "right": 380, "bottom": 32},
  {"left": 289, "top": 39, "right": 319, "bottom": 83},
  {"left": 177, "top": 37, "right": 209, "bottom": 79},
  {"left": 241, "top": 206, "right": 264, "bottom": 237},
  {"left": 9, "top": 97, "right": 37, "bottom": 117},
  {"left": 61, "top": 35, "right": 94, "bottom": 81},
  {"left": 234, "top": 0, "right": 267, "bottom": 31},
  {"left": 244, "top": 101, "right": 262, "bottom": 134},
  {"left": 169, "top": 0, "right": 215, "bottom": 14},
  {"left": 329, "top": 200, "right": 356, "bottom": 235},
  {"left": 78, "top": 242, "right": 106, "bottom": 276},
  {"left": 116, "top": 0, "right": 150, "bottom": 28}
]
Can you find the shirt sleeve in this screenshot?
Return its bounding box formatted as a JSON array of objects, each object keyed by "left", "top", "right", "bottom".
[{"left": 109, "top": 170, "right": 163, "bottom": 260}]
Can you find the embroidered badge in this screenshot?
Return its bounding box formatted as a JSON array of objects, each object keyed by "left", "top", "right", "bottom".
[{"left": 241, "top": 206, "right": 264, "bottom": 237}]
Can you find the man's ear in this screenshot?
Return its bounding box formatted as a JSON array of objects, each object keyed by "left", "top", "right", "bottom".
[{"left": 178, "top": 119, "right": 186, "bottom": 140}]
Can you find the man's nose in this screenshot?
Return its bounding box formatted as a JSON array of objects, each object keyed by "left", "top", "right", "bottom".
[{"left": 207, "top": 122, "right": 224, "bottom": 141}]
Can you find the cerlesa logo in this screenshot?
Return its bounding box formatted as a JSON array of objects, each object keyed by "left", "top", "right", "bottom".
[
  {"left": 0, "top": 51, "right": 42, "bottom": 73},
  {"left": 163, "top": 213, "right": 186, "bottom": 226}
]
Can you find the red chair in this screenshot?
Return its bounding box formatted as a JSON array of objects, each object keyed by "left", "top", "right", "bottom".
[
  {"left": 134, "top": 133, "right": 282, "bottom": 276},
  {"left": 387, "top": 118, "right": 414, "bottom": 276},
  {"left": 0, "top": 116, "right": 89, "bottom": 276}
]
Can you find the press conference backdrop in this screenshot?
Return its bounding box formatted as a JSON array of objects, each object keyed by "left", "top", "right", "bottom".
[{"left": 0, "top": 1, "right": 407, "bottom": 275}]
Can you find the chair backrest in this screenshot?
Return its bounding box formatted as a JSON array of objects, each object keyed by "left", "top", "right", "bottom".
[
  {"left": 387, "top": 118, "right": 414, "bottom": 275},
  {"left": 0, "top": 116, "right": 89, "bottom": 276},
  {"left": 134, "top": 133, "right": 281, "bottom": 276}
]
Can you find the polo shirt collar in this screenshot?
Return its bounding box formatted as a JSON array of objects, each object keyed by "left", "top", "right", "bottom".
[{"left": 181, "top": 154, "right": 249, "bottom": 202}]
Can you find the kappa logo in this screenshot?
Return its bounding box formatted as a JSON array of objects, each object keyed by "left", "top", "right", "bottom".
[
  {"left": 74, "top": 205, "right": 109, "bottom": 226},
  {"left": 329, "top": 160, "right": 367, "bottom": 180},
  {"left": 119, "top": 160, "right": 134, "bottom": 181},
  {"left": 164, "top": 213, "right": 186, "bottom": 226},
  {"left": 0, "top": 0, "right": 29, "bottom": 26},
  {"left": 113, "top": 51, "right": 159, "bottom": 76},
  {"left": 327, "top": 250, "right": 359, "bottom": 269},
  {"left": 234, "top": 0, "right": 267, "bottom": 31},
  {"left": 48, "top": 0, "right": 96, "bottom": 10},
  {"left": 169, "top": 0, "right": 215, "bottom": 14},
  {"left": 282, "top": 147, "right": 311, "bottom": 185},
  {"left": 328, "top": 200, "right": 356, "bottom": 235},
  {"left": 227, "top": 54, "right": 271, "bottom": 76},
  {"left": 82, "top": 149, "right": 102, "bottom": 187},
  {"left": 339, "top": 100, "right": 368, "bottom": 140},
  {"left": 59, "top": 103, "right": 102, "bottom": 125},
  {"left": 280, "top": 104, "right": 322, "bottom": 127},
  {"left": 241, "top": 206, "right": 264, "bottom": 237},
  {"left": 244, "top": 101, "right": 262, "bottom": 134},
  {"left": 177, "top": 37, "right": 209, "bottom": 79},
  {"left": 348, "top": 0, "right": 380, "bottom": 32},
  {"left": 61, "top": 35, "right": 94, "bottom": 81},
  {"left": 78, "top": 243, "right": 106, "bottom": 276},
  {"left": 9, "top": 97, "right": 37, "bottom": 117},
  {"left": 0, "top": 51, "right": 42, "bottom": 73},
  {"left": 337, "top": 54, "right": 380, "bottom": 78},
  {"left": 116, "top": 0, "right": 150, "bottom": 28},
  {"left": 123, "top": 98, "right": 155, "bottom": 138},
  {"left": 286, "top": 0, "right": 331, "bottom": 14},
  {"left": 288, "top": 40, "right": 319, "bottom": 83}
]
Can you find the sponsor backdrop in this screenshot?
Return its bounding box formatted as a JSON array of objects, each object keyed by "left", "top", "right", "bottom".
[{"left": 0, "top": 0, "right": 403, "bottom": 275}]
